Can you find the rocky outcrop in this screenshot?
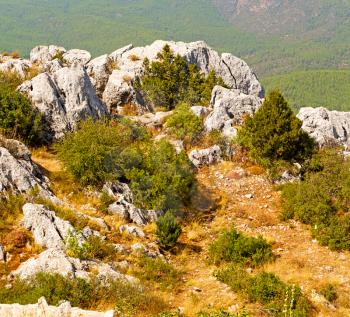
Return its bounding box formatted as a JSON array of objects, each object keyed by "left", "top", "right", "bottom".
[
  {"left": 0, "top": 55, "right": 32, "bottom": 77},
  {"left": 204, "top": 85, "right": 263, "bottom": 137},
  {"left": 0, "top": 297, "right": 114, "bottom": 317},
  {"left": 12, "top": 248, "right": 133, "bottom": 282},
  {"left": 0, "top": 138, "right": 52, "bottom": 197},
  {"left": 130, "top": 111, "right": 173, "bottom": 128},
  {"left": 297, "top": 107, "right": 350, "bottom": 147},
  {"left": 22, "top": 203, "right": 74, "bottom": 249},
  {"left": 103, "top": 182, "right": 163, "bottom": 225},
  {"left": 29, "top": 45, "right": 66, "bottom": 64},
  {"left": 18, "top": 63, "right": 108, "bottom": 141},
  {"left": 92, "top": 40, "right": 263, "bottom": 113},
  {"left": 62, "top": 49, "right": 91, "bottom": 65},
  {"left": 189, "top": 145, "right": 222, "bottom": 167},
  {"left": 87, "top": 54, "right": 112, "bottom": 97}
]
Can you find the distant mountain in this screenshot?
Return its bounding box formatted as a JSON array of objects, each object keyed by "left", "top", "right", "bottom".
[{"left": 0, "top": 0, "right": 350, "bottom": 110}]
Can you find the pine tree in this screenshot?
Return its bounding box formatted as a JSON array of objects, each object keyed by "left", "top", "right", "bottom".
[{"left": 237, "top": 90, "right": 315, "bottom": 167}]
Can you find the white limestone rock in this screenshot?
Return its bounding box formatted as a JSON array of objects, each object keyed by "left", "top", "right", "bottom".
[
  {"left": 62, "top": 49, "right": 91, "bottom": 65},
  {"left": 189, "top": 145, "right": 222, "bottom": 168},
  {"left": 22, "top": 203, "right": 75, "bottom": 249},
  {"left": 0, "top": 55, "right": 32, "bottom": 77},
  {"left": 18, "top": 63, "right": 108, "bottom": 141},
  {"left": 204, "top": 85, "right": 263, "bottom": 137},
  {"left": 30, "top": 45, "right": 66, "bottom": 64},
  {"left": 297, "top": 107, "right": 350, "bottom": 147}
]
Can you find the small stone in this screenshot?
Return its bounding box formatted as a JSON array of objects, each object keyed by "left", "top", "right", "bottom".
[
  {"left": 192, "top": 287, "right": 202, "bottom": 292},
  {"left": 245, "top": 194, "right": 254, "bottom": 199}
]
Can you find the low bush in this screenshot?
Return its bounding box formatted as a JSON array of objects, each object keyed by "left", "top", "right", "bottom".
[
  {"left": 133, "top": 255, "right": 180, "bottom": 289},
  {"left": 139, "top": 45, "right": 224, "bottom": 110},
  {"left": 0, "top": 71, "right": 44, "bottom": 145},
  {"left": 65, "top": 231, "right": 114, "bottom": 261},
  {"left": 55, "top": 119, "right": 195, "bottom": 211},
  {"left": 156, "top": 211, "right": 182, "bottom": 249},
  {"left": 208, "top": 229, "right": 274, "bottom": 267},
  {"left": 166, "top": 102, "right": 203, "bottom": 143},
  {"left": 197, "top": 310, "right": 250, "bottom": 317},
  {"left": 0, "top": 273, "right": 167, "bottom": 315},
  {"left": 319, "top": 283, "right": 337, "bottom": 302},
  {"left": 237, "top": 90, "right": 315, "bottom": 171},
  {"left": 215, "top": 266, "right": 311, "bottom": 317},
  {"left": 281, "top": 149, "right": 350, "bottom": 250}
]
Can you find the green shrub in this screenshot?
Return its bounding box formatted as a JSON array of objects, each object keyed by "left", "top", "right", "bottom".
[
  {"left": 215, "top": 266, "right": 311, "bottom": 317},
  {"left": 281, "top": 149, "right": 350, "bottom": 250},
  {"left": 139, "top": 45, "right": 224, "bottom": 110},
  {"left": 54, "top": 118, "right": 148, "bottom": 186},
  {"left": 166, "top": 102, "right": 203, "bottom": 143},
  {"left": 197, "top": 310, "right": 250, "bottom": 317},
  {"left": 156, "top": 211, "right": 182, "bottom": 249},
  {"left": 125, "top": 139, "right": 195, "bottom": 211},
  {"left": 65, "top": 231, "right": 114, "bottom": 260},
  {"left": 319, "top": 283, "right": 337, "bottom": 302},
  {"left": 208, "top": 229, "right": 274, "bottom": 267},
  {"left": 237, "top": 90, "right": 315, "bottom": 169},
  {"left": 55, "top": 119, "right": 195, "bottom": 211},
  {"left": 0, "top": 273, "right": 167, "bottom": 315},
  {"left": 0, "top": 71, "right": 44, "bottom": 145},
  {"left": 133, "top": 255, "right": 180, "bottom": 289}
]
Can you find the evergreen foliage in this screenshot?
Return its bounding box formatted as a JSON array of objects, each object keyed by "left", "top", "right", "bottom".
[
  {"left": 208, "top": 229, "right": 274, "bottom": 267},
  {"left": 140, "top": 45, "right": 224, "bottom": 110},
  {"left": 156, "top": 211, "right": 182, "bottom": 249},
  {"left": 166, "top": 102, "right": 203, "bottom": 143},
  {"left": 237, "top": 90, "right": 315, "bottom": 168},
  {"left": 55, "top": 119, "right": 195, "bottom": 211},
  {"left": 281, "top": 149, "right": 350, "bottom": 250},
  {"left": 0, "top": 72, "right": 44, "bottom": 145}
]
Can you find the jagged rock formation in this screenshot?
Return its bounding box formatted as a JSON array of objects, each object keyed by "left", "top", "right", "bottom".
[
  {"left": 189, "top": 145, "right": 222, "bottom": 167},
  {"left": 0, "top": 138, "right": 53, "bottom": 197},
  {"left": 0, "top": 297, "right": 114, "bottom": 317},
  {"left": 62, "top": 49, "right": 91, "bottom": 65},
  {"left": 18, "top": 63, "right": 108, "bottom": 141},
  {"left": 0, "top": 55, "right": 32, "bottom": 77},
  {"left": 30, "top": 45, "right": 66, "bottom": 64},
  {"left": 22, "top": 203, "right": 74, "bottom": 249},
  {"left": 104, "top": 182, "right": 163, "bottom": 225},
  {"left": 204, "top": 85, "right": 263, "bottom": 137},
  {"left": 96, "top": 40, "right": 264, "bottom": 113},
  {"left": 297, "top": 107, "right": 350, "bottom": 147}
]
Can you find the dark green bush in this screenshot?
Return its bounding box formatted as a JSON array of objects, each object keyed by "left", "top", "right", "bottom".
[
  {"left": 281, "top": 149, "right": 350, "bottom": 250},
  {"left": 55, "top": 119, "right": 195, "bottom": 211},
  {"left": 319, "top": 283, "right": 337, "bottom": 302},
  {"left": 0, "top": 71, "right": 44, "bottom": 145},
  {"left": 208, "top": 229, "right": 274, "bottom": 267},
  {"left": 237, "top": 90, "right": 315, "bottom": 169},
  {"left": 125, "top": 139, "right": 195, "bottom": 211},
  {"left": 215, "top": 266, "right": 311, "bottom": 317},
  {"left": 54, "top": 118, "right": 148, "bottom": 186},
  {"left": 156, "top": 211, "right": 182, "bottom": 249},
  {"left": 166, "top": 102, "right": 203, "bottom": 143},
  {"left": 0, "top": 273, "right": 167, "bottom": 315},
  {"left": 139, "top": 45, "right": 224, "bottom": 110}
]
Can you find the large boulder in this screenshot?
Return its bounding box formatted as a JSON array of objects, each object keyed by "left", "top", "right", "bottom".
[
  {"left": 29, "top": 45, "right": 66, "bottom": 64},
  {"left": 12, "top": 248, "right": 132, "bottom": 282},
  {"left": 189, "top": 145, "right": 222, "bottom": 167},
  {"left": 62, "top": 49, "right": 91, "bottom": 65},
  {"left": 297, "top": 107, "right": 350, "bottom": 147},
  {"left": 22, "top": 203, "right": 75, "bottom": 249},
  {"left": 204, "top": 85, "right": 263, "bottom": 137},
  {"left": 103, "top": 182, "right": 163, "bottom": 225},
  {"left": 0, "top": 297, "right": 114, "bottom": 317},
  {"left": 0, "top": 138, "right": 53, "bottom": 197},
  {"left": 18, "top": 63, "right": 108, "bottom": 141}
]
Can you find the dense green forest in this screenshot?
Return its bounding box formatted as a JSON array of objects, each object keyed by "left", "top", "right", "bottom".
[
  {"left": 1, "top": 0, "right": 350, "bottom": 110},
  {"left": 262, "top": 70, "right": 350, "bottom": 112}
]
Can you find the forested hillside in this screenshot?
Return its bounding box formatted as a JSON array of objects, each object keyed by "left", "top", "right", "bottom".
[{"left": 1, "top": 0, "right": 350, "bottom": 110}]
